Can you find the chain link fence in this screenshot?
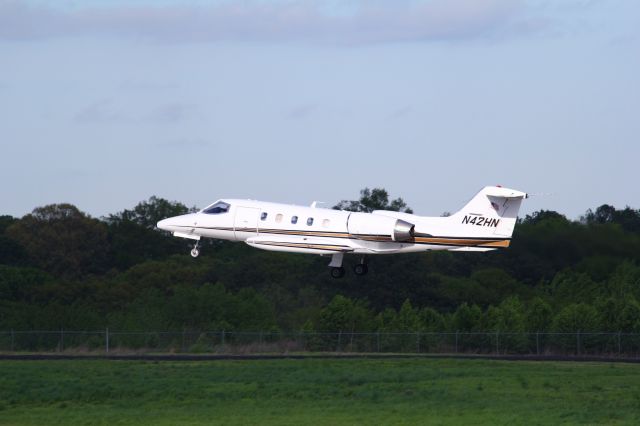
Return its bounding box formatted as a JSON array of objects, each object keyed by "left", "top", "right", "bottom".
[{"left": 2, "top": 330, "right": 640, "bottom": 358}]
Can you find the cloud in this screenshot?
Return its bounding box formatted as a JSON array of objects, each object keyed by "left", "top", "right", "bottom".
[
  {"left": 145, "top": 103, "right": 199, "bottom": 123},
  {"left": 389, "top": 105, "right": 413, "bottom": 119},
  {"left": 74, "top": 99, "right": 199, "bottom": 124},
  {"left": 118, "top": 80, "right": 179, "bottom": 91},
  {"left": 608, "top": 34, "right": 637, "bottom": 47},
  {"left": 288, "top": 104, "right": 317, "bottom": 119},
  {"left": 0, "top": 0, "right": 543, "bottom": 45},
  {"left": 74, "top": 99, "right": 130, "bottom": 124},
  {"left": 155, "top": 138, "right": 210, "bottom": 148}
]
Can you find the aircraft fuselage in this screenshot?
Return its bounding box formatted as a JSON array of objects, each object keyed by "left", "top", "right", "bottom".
[{"left": 157, "top": 186, "right": 527, "bottom": 277}]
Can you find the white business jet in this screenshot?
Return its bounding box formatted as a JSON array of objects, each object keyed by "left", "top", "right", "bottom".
[{"left": 157, "top": 186, "right": 527, "bottom": 278}]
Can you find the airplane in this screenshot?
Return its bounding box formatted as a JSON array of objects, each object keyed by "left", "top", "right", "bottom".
[{"left": 157, "top": 186, "right": 527, "bottom": 278}]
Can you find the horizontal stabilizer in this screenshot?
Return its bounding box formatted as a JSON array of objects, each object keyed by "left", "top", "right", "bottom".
[{"left": 482, "top": 187, "right": 528, "bottom": 199}]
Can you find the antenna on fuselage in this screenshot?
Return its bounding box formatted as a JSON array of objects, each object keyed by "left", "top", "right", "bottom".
[{"left": 310, "top": 201, "right": 325, "bottom": 208}]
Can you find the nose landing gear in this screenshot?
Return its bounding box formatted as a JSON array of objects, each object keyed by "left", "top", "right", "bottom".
[{"left": 190, "top": 242, "right": 200, "bottom": 258}]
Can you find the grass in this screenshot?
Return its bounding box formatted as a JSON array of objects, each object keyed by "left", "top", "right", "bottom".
[{"left": 0, "top": 358, "right": 639, "bottom": 425}]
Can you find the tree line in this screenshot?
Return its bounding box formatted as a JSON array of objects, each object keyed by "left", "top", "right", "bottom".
[{"left": 1, "top": 189, "right": 640, "bottom": 333}]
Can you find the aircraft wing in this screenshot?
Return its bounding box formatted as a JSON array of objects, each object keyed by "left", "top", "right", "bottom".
[{"left": 246, "top": 235, "right": 355, "bottom": 255}]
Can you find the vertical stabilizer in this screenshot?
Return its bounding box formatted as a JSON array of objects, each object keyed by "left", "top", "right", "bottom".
[{"left": 450, "top": 186, "right": 527, "bottom": 238}]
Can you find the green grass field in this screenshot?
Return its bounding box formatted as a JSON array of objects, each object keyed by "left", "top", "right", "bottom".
[{"left": 0, "top": 357, "right": 638, "bottom": 425}]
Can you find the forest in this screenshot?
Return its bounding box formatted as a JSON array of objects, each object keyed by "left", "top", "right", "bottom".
[{"left": 1, "top": 189, "right": 640, "bottom": 334}]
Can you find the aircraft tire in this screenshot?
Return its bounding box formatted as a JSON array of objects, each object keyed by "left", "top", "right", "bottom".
[
  {"left": 353, "top": 264, "right": 368, "bottom": 276},
  {"left": 330, "top": 267, "right": 345, "bottom": 279},
  {"left": 190, "top": 248, "right": 200, "bottom": 258}
]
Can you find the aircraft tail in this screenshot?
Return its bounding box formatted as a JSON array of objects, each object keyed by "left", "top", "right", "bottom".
[{"left": 450, "top": 186, "right": 527, "bottom": 238}]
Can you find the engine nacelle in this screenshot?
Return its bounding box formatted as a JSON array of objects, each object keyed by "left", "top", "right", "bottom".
[{"left": 347, "top": 212, "right": 415, "bottom": 242}]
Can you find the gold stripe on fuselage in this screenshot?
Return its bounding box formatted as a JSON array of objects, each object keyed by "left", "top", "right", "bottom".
[
  {"left": 187, "top": 225, "right": 510, "bottom": 249},
  {"left": 413, "top": 237, "right": 510, "bottom": 247}
]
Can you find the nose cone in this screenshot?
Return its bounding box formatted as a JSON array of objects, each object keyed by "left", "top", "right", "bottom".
[
  {"left": 157, "top": 213, "right": 198, "bottom": 232},
  {"left": 157, "top": 218, "right": 172, "bottom": 231}
]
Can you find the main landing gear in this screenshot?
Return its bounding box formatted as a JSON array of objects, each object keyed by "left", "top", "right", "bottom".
[
  {"left": 330, "top": 267, "right": 346, "bottom": 279},
  {"left": 328, "top": 253, "right": 368, "bottom": 279},
  {"left": 353, "top": 262, "right": 368, "bottom": 276}
]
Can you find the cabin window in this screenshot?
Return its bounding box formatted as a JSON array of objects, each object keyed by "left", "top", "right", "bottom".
[
  {"left": 260, "top": 212, "right": 268, "bottom": 221},
  {"left": 202, "top": 201, "right": 230, "bottom": 215},
  {"left": 275, "top": 214, "right": 283, "bottom": 223},
  {"left": 322, "top": 219, "right": 330, "bottom": 228},
  {"left": 291, "top": 216, "right": 298, "bottom": 224},
  {"left": 307, "top": 217, "right": 314, "bottom": 226}
]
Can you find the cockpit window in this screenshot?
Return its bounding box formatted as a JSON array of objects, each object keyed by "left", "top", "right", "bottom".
[{"left": 202, "top": 201, "right": 230, "bottom": 215}]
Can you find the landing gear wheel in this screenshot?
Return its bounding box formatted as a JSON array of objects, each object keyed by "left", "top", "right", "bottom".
[
  {"left": 330, "top": 267, "right": 346, "bottom": 279},
  {"left": 190, "top": 241, "right": 200, "bottom": 258},
  {"left": 353, "top": 263, "right": 368, "bottom": 276}
]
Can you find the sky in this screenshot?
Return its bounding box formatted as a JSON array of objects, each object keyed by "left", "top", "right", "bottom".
[{"left": 1, "top": 0, "right": 638, "bottom": 219}]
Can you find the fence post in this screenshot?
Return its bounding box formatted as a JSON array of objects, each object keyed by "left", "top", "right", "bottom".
[
  {"left": 376, "top": 331, "right": 380, "bottom": 353},
  {"left": 536, "top": 332, "right": 540, "bottom": 355},
  {"left": 337, "top": 331, "right": 342, "bottom": 352},
  {"left": 11, "top": 329, "right": 14, "bottom": 352},
  {"left": 455, "top": 331, "right": 458, "bottom": 353},
  {"left": 576, "top": 331, "right": 580, "bottom": 356},
  {"left": 105, "top": 328, "right": 109, "bottom": 354},
  {"left": 618, "top": 331, "right": 621, "bottom": 355},
  {"left": 416, "top": 332, "right": 420, "bottom": 353},
  {"left": 60, "top": 328, "right": 64, "bottom": 352},
  {"left": 221, "top": 330, "right": 225, "bottom": 346},
  {"left": 495, "top": 331, "right": 499, "bottom": 355}
]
